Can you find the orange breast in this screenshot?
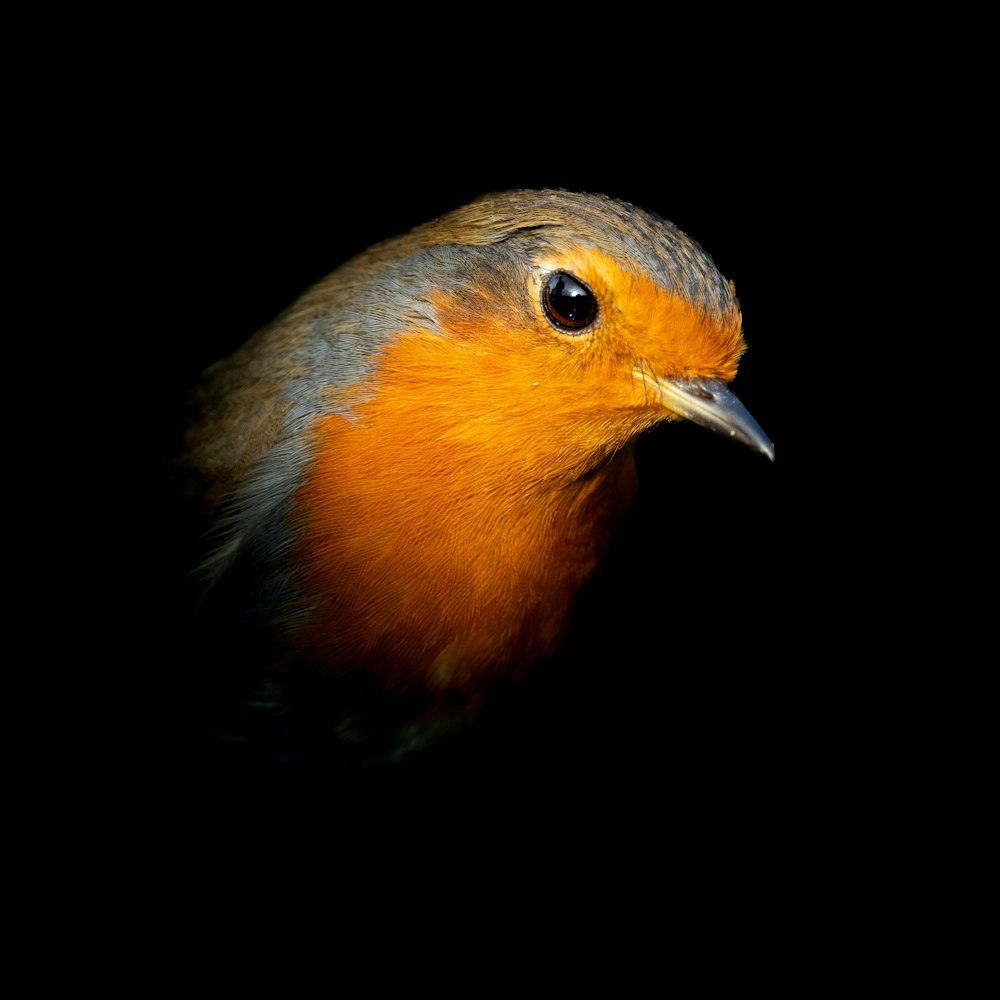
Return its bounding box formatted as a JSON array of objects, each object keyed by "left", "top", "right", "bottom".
[{"left": 290, "top": 327, "right": 639, "bottom": 698}]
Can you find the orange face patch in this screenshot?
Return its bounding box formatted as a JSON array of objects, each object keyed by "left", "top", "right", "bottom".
[{"left": 529, "top": 246, "right": 745, "bottom": 380}]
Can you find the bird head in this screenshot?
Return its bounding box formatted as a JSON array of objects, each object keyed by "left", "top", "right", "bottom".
[{"left": 385, "top": 189, "right": 773, "bottom": 477}]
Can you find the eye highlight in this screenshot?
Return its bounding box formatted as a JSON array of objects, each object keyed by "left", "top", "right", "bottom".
[{"left": 542, "top": 272, "right": 598, "bottom": 333}]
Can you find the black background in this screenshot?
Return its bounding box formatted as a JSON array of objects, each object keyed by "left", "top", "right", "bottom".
[{"left": 47, "top": 24, "right": 975, "bottom": 969}]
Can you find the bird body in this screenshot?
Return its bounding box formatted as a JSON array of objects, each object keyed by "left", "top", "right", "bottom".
[{"left": 181, "top": 189, "right": 772, "bottom": 751}]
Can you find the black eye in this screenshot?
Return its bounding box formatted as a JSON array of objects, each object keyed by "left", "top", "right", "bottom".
[{"left": 542, "top": 272, "right": 598, "bottom": 332}]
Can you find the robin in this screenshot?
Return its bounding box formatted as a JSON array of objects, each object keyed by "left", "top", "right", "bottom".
[{"left": 180, "top": 188, "right": 773, "bottom": 763}]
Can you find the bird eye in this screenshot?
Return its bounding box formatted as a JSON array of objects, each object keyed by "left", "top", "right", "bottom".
[{"left": 542, "top": 272, "right": 598, "bottom": 332}]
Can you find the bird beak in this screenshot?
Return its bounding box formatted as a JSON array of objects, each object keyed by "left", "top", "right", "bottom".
[{"left": 637, "top": 373, "right": 775, "bottom": 461}]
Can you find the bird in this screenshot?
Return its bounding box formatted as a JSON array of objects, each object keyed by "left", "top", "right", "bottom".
[{"left": 178, "top": 188, "right": 773, "bottom": 766}]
